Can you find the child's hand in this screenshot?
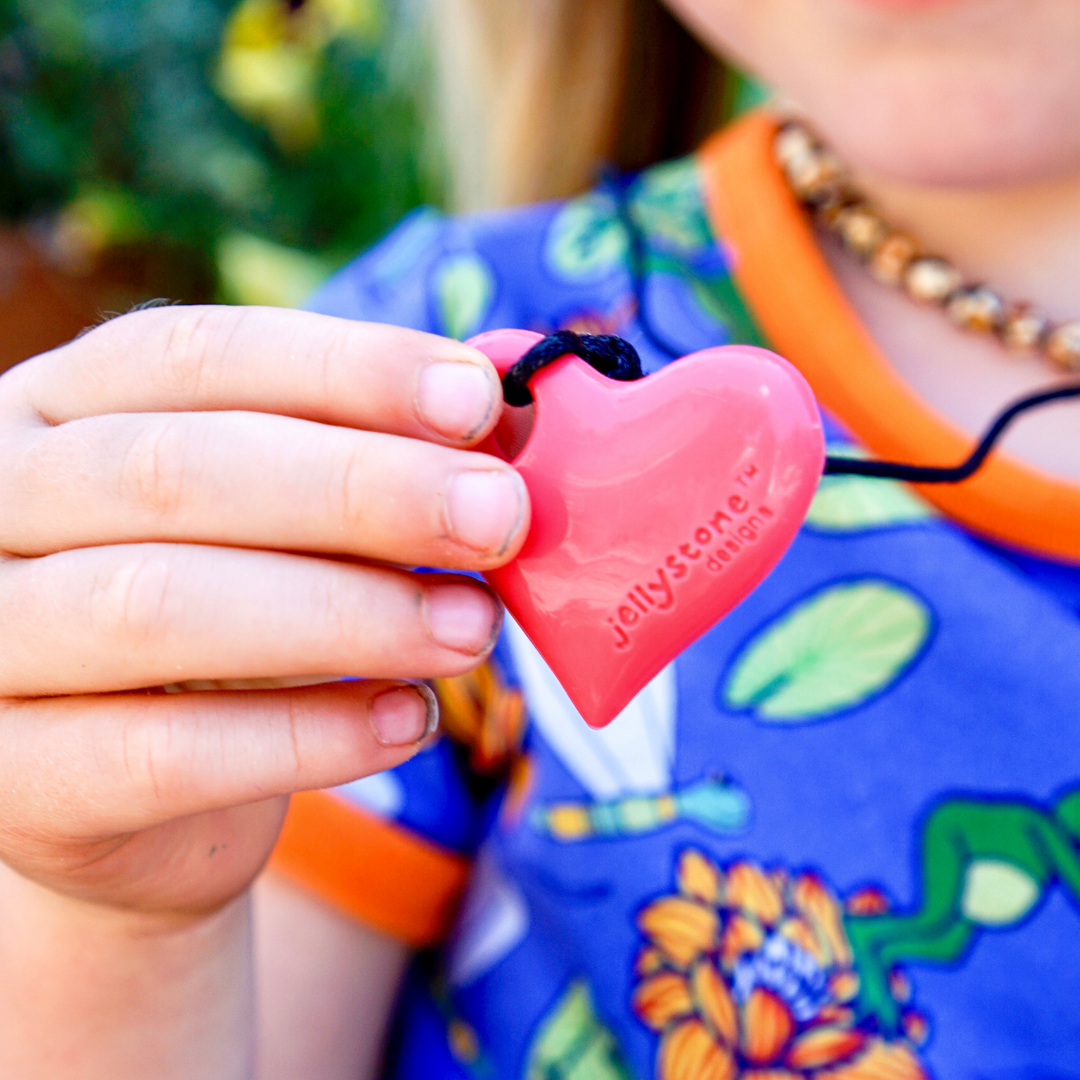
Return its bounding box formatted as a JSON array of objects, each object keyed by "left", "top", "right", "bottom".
[{"left": 0, "top": 305, "right": 525, "bottom": 917}]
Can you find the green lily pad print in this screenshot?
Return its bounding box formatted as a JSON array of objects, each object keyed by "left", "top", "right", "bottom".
[
  {"left": 806, "top": 475, "right": 936, "bottom": 533},
  {"left": 435, "top": 252, "right": 495, "bottom": 340},
  {"left": 525, "top": 980, "right": 631, "bottom": 1080},
  {"left": 723, "top": 580, "right": 933, "bottom": 722},
  {"left": 545, "top": 193, "right": 628, "bottom": 282},
  {"left": 631, "top": 157, "right": 713, "bottom": 254}
]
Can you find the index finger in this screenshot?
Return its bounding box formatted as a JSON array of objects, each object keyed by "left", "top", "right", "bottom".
[{"left": 6, "top": 306, "right": 503, "bottom": 446}]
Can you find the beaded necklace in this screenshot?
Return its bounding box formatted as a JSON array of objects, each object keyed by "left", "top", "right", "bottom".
[{"left": 774, "top": 119, "right": 1080, "bottom": 373}]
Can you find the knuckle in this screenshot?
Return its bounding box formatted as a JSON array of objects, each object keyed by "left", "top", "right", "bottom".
[
  {"left": 308, "top": 573, "right": 353, "bottom": 645},
  {"left": 304, "top": 318, "right": 358, "bottom": 403},
  {"left": 283, "top": 695, "right": 304, "bottom": 785},
  {"left": 87, "top": 552, "right": 174, "bottom": 648},
  {"left": 158, "top": 307, "right": 228, "bottom": 398},
  {"left": 118, "top": 708, "right": 188, "bottom": 809},
  {"left": 118, "top": 712, "right": 163, "bottom": 803},
  {"left": 118, "top": 419, "right": 192, "bottom": 520},
  {"left": 332, "top": 439, "right": 374, "bottom": 532}
]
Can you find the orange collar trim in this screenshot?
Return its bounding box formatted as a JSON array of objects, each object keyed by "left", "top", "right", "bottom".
[{"left": 698, "top": 111, "right": 1080, "bottom": 564}]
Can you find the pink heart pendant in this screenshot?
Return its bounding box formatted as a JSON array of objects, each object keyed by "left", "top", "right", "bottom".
[{"left": 471, "top": 330, "right": 824, "bottom": 728}]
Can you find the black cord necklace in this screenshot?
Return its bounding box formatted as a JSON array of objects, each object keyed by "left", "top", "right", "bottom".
[
  {"left": 602, "top": 171, "right": 690, "bottom": 363},
  {"left": 504, "top": 177, "right": 1080, "bottom": 484},
  {"left": 502, "top": 330, "right": 1080, "bottom": 484}
]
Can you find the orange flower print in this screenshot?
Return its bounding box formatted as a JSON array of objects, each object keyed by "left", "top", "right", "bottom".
[{"left": 633, "top": 851, "right": 930, "bottom": 1080}]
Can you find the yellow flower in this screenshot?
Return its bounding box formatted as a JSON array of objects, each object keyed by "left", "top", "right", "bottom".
[
  {"left": 786, "top": 1027, "right": 867, "bottom": 1069},
  {"left": 633, "top": 972, "right": 696, "bottom": 1030},
  {"left": 741, "top": 988, "right": 796, "bottom": 1065},
  {"left": 691, "top": 961, "right": 739, "bottom": 1046},
  {"left": 679, "top": 850, "right": 723, "bottom": 905},
  {"left": 636, "top": 946, "right": 668, "bottom": 978},
  {"left": 660, "top": 1020, "right": 737, "bottom": 1080},
  {"left": 638, "top": 897, "right": 720, "bottom": 969},
  {"left": 739, "top": 1071, "right": 801, "bottom": 1080},
  {"left": 791, "top": 871, "right": 852, "bottom": 967},
  {"left": 433, "top": 662, "right": 527, "bottom": 775},
  {"left": 818, "top": 1039, "right": 927, "bottom": 1080},
  {"left": 777, "top": 916, "right": 827, "bottom": 967},
  {"left": 725, "top": 863, "right": 785, "bottom": 928},
  {"left": 720, "top": 914, "right": 765, "bottom": 969},
  {"left": 632, "top": 849, "right": 931, "bottom": 1080}
]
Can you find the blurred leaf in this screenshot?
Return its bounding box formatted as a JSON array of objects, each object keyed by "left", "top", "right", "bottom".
[
  {"left": 806, "top": 476, "right": 936, "bottom": 532},
  {"left": 724, "top": 580, "right": 932, "bottom": 722},
  {"left": 217, "top": 229, "right": 330, "bottom": 306},
  {"left": 545, "top": 192, "right": 628, "bottom": 283},
  {"left": 525, "top": 980, "right": 632, "bottom": 1080},
  {"left": 632, "top": 157, "right": 712, "bottom": 253},
  {"left": 806, "top": 446, "right": 936, "bottom": 533},
  {"left": 435, "top": 250, "right": 494, "bottom": 340},
  {"left": 49, "top": 183, "right": 149, "bottom": 269},
  {"left": 0, "top": 0, "right": 436, "bottom": 297}
]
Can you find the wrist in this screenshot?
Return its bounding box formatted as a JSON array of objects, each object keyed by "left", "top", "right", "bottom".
[{"left": 0, "top": 860, "right": 255, "bottom": 1080}]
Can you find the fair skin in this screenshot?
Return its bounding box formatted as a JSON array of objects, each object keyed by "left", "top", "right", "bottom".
[
  {"left": 0, "top": 306, "right": 527, "bottom": 1077},
  {"left": 2, "top": 1, "right": 1079, "bottom": 1076},
  {"left": 667, "top": 0, "right": 1080, "bottom": 480}
]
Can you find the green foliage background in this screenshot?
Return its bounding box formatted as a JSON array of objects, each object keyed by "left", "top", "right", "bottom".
[{"left": 0, "top": 0, "right": 436, "bottom": 299}]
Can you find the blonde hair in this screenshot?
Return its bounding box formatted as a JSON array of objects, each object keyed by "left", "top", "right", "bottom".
[{"left": 429, "top": 0, "right": 729, "bottom": 211}]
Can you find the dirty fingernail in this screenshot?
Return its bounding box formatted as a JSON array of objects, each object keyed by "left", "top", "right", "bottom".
[
  {"left": 417, "top": 362, "right": 497, "bottom": 441},
  {"left": 447, "top": 470, "right": 525, "bottom": 554},
  {"left": 424, "top": 583, "right": 501, "bottom": 654},
  {"left": 370, "top": 684, "right": 438, "bottom": 747}
]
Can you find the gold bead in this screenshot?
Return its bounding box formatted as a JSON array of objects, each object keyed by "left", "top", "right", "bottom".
[
  {"left": 947, "top": 285, "right": 1005, "bottom": 334},
  {"left": 1045, "top": 321, "right": 1080, "bottom": 371},
  {"left": 777, "top": 121, "right": 1080, "bottom": 375},
  {"left": 870, "top": 232, "right": 919, "bottom": 286},
  {"left": 774, "top": 123, "right": 816, "bottom": 171},
  {"left": 775, "top": 123, "right": 846, "bottom": 205},
  {"left": 833, "top": 203, "right": 887, "bottom": 258},
  {"left": 790, "top": 149, "right": 845, "bottom": 205},
  {"left": 813, "top": 186, "right": 857, "bottom": 227},
  {"left": 903, "top": 257, "right": 963, "bottom": 305},
  {"left": 999, "top": 302, "right": 1050, "bottom": 351}
]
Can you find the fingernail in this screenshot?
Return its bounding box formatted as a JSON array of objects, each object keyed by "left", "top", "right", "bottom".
[
  {"left": 417, "top": 362, "right": 497, "bottom": 441},
  {"left": 447, "top": 470, "right": 525, "bottom": 554},
  {"left": 424, "top": 583, "right": 502, "bottom": 654},
  {"left": 370, "top": 684, "right": 439, "bottom": 747}
]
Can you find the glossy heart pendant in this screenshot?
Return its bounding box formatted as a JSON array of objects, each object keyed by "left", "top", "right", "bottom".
[{"left": 471, "top": 330, "right": 825, "bottom": 728}]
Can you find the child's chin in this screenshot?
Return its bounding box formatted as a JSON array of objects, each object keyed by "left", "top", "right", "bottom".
[
  {"left": 839, "top": 0, "right": 968, "bottom": 9},
  {"left": 794, "top": 70, "right": 1078, "bottom": 190}
]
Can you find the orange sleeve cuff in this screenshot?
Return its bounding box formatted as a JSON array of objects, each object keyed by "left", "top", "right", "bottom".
[{"left": 268, "top": 790, "right": 472, "bottom": 948}]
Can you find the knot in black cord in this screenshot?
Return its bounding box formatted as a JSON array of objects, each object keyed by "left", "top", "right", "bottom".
[
  {"left": 501, "top": 331, "right": 644, "bottom": 406},
  {"left": 498, "top": 330, "right": 1080, "bottom": 488}
]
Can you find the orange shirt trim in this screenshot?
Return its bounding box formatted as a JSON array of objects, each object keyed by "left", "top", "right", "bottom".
[
  {"left": 698, "top": 111, "right": 1080, "bottom": 564},
  {"left": 268, "top": 790, "right": 471, "bottom": 947}
]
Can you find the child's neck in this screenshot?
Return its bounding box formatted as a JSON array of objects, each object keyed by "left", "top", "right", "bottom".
[
  {"left": 821, "top": 166, "right": 1080, "bottom": 484},
  {"left": 855, "top": 168, "right": 1080, "bottom": 320}
]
